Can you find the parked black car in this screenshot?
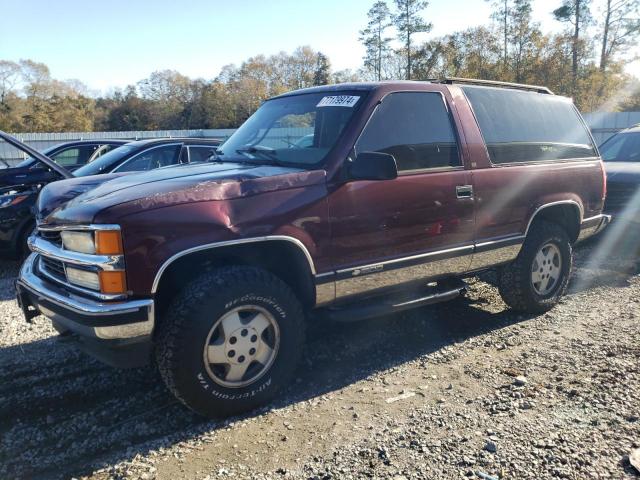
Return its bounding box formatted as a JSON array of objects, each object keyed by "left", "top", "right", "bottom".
[
  {"left": 71, "top": 137, "right": 221, "bottom": 177},
  {"left": 0, "top": 136, "right": 221, "bottom": 257},
  {"left": 0, "top": 139, "right": 128, "bottom": 189},
  {"left": 602, "top": 124, "right": 640, "bottom": 219}
]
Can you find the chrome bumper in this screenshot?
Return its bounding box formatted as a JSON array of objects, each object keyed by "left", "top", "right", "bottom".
[
  {"left": 577, "top": 214, "right": 611, "bottom": 243},
  {"left": 16, "top": 253, "right": 154, "bottom": 340}
]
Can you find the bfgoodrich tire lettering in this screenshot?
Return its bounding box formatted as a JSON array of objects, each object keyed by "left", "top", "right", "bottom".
[
  {"left": 498, "top": 220, "right": 572, "bottom": 313},
  {"left": 155, "top": 266, "right": 305, "bottom": 417}
]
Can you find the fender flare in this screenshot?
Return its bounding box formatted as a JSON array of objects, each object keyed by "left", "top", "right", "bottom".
[{"left": 151, "top": 235, "right": 317, "bottom": 294}]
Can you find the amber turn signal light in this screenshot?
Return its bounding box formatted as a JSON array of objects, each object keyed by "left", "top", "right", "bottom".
[
  {"left": 99, "top": 270, "right": 127, "bottom": 295},
  {"left": 96, "top": 230, "right": 123, "bottom": 255}
]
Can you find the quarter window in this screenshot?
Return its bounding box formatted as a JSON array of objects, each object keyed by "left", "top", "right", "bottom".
[
  {"left": 356, "top": 92, "right": 460, "bottom": 172},
  {"left": 462, "top": 86, "right": 596, "bottom": 164}
]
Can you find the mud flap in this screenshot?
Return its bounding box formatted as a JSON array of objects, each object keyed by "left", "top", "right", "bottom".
[{"left": 16, "top": 284, "right": 39, "bottom": 323}]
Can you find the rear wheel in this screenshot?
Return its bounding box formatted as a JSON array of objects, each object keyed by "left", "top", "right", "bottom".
[
  {"left": 155, "top": 266, "right": 305, "bottom": 417},
  {"left": 498, "top": 220, "right": 572, "bottom": 313}
]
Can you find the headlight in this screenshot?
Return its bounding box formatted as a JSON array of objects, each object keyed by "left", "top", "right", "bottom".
[
  {"left": 61, "top": 231, "right": 95, "bottom": 254},
  {"left": 65, "top": 266, "right": 101, "bottom": 290},
  {"left": 0, "top": 194, "right": 29, "bottom": 209},
  {"left": 60, "top": 229, "right": 124, "bottom": 255}
]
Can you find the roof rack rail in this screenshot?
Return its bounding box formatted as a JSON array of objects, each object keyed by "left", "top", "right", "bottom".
[{"left": 434, "top": 77, "right": 554, "bottom": 94}]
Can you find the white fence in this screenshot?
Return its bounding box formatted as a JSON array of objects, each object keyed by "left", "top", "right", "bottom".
[
  {"left": 583, "top": 111, "right": 640, "bottom": 145},
  {"left": 0, "top": 129, "right": 235, "bottom": 167}
]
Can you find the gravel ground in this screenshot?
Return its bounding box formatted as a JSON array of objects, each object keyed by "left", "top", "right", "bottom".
[{"left": 0, "top": 239, "right": 639, "bottom": 480}]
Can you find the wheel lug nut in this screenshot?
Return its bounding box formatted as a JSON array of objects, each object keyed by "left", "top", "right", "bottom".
[
  {"left": 228, "top": 350, "right": 235, "bottom": 358},
  {"left": 238, "top": 355, "right": 245, "bottom": 363},
  {"left": 229, "top": 337, "right": 237, "bottom": 344},
  {"left": 251, "top": 335, "right": 258, "bottom": 342},
  {"left": 249, "top": 348, "right": 256, "bottom": 355},
  {"left": 241, "top": 329, "right": 248, "bottom": 337}
]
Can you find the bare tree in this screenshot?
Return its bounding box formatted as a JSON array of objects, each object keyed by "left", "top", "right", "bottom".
[{"left": 599, "top": 0, "right": 640, "bottom": 72}]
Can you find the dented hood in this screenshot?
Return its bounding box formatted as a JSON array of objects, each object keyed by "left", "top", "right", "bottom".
[{"left": 37, "top": 161, "right": 326, "bottom": 226}]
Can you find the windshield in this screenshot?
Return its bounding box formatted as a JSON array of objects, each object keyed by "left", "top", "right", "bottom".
[
  {"left": 600, "top": 131, "right": 640, "bottom": 162},
  {"left": 14, "top": 145, "right": 59, "bottom": 168},
  {"left": 216, "top": 91, "right": 366, "bottom": 168},
  {"left": 73, "top": 145, "right": 137, "bottom": 176}
]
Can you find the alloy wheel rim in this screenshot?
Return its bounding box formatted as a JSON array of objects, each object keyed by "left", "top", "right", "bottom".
[
  {"left": 531, "top": 242, "right": 562, "bottom": 295},
  {"left": 203, "top": 305, "right": 280, "bottom": 388}
]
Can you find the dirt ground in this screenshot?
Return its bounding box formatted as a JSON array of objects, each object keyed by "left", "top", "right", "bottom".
[{"left": 0, "top": 238, "right": 639, "bottom": 480}]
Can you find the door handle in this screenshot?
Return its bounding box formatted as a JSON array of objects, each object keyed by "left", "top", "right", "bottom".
[{"left": 456, "top": 185, "right": 474, "bottom": 199}]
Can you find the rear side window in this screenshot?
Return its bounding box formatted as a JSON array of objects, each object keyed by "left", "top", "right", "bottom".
[
  {"left": 356, "top": 92, "right": 460, "bottom": 172},
  {"left": 462, "top": 86, "right": 596, "bottom": 164}
]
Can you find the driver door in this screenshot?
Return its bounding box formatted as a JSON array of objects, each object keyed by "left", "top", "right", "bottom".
[{"left": 327, "top": 91, "right": 475, "bottom": 300}]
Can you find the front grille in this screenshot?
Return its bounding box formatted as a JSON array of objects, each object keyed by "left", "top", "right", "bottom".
[
  {"left": 40, "top": 257, "right": 66, "bottom": 282},
  {"left": 38, "top": 229, "right": 62, "bottom": 247}
]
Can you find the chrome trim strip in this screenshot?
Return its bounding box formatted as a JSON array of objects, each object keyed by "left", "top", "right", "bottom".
[
  {"left": 36, "top": 224, "right": 122, "bottom": 232},
  {"left": 38, "top": 257, "right": 127, "bottom": 301},
  {"left": 577, "top": 213, "right": 611, "bottom": 243},
  {"left": 18, "top": 254, "right": 153, "bottom": 318},
  {"left": 315, "top": 281, "right": 336, "bottom": 306},
  {"left": 28, "top": 235, "right": 125, "bottom": 271},
  {"left": 335, "top": 244, "right": 473, "bottom": 277},
  {"left": 151, "top": 235, "right": 317, "bottom": 294},
  {"left": 334, "top": 246, "right": 474, "bottom": 302}
]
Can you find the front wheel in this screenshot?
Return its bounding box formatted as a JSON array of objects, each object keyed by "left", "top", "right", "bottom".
[
  {"left": 498, "top": 220, "right": 572, "bottom": 313},
  {"left": 155, "top": 266, "right": 305, "bottom": 417}
]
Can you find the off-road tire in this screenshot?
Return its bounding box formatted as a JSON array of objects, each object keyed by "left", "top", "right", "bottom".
[
  {"left": 498, "top": 220, "right": 572, "bottom": 313},
  {"left": 155, "top": 266, "right": 305, "bottom": 418}
]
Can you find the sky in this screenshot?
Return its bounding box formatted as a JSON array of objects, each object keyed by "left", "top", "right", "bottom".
[{"left": 0, "top": 0, "right": 637, "bottom": 94}]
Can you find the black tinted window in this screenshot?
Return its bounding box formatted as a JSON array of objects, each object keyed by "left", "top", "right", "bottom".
[
  {"left": 462, "top": 86, "right": 596, "bottom": 164},
  {"left": 356, "top": 92, "right": 460, "bottom": 172}
]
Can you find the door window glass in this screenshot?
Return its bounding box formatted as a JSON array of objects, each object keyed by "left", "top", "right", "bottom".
[
  {"left": 356, "top": 92, "right": 460, "bottom": 172},
  {"left": 51, "top": 145, "right": 96, "bottom": 167},
  {"left": 116, "top": 145, "right": 181, "bottom": 172},
  {"left": 189, "top": 146, "right": 217, "bottom": 163}
]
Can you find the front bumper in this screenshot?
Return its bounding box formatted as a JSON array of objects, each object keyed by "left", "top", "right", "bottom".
[{"left": 16, "top": 253, "right": 154, "bottom": 367}]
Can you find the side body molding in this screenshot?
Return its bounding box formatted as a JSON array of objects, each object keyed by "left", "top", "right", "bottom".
[{"left": 151, "top": 236, "right": 317, "bottom": 294}]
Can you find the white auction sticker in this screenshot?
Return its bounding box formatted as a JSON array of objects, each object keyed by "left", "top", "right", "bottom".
[{"left": 316, "top": 95, "right": 360, "bottom": 107}]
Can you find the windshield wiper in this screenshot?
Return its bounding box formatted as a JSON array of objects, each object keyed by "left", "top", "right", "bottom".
[
  {"left": 235, "top": 145, "right": 283, "bottom": 166},
  {"left": 236, "top": 145, "right": 276, "bottom": 155}
]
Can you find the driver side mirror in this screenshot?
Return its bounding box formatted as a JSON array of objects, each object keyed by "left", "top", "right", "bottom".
[{"left": 349, "top": 151, "right": 398, "bottom": 181}]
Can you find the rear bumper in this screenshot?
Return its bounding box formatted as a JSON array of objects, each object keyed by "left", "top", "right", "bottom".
[
  {"left": 577, "top": 214, "right": 611, "bottom": 243},
  {"left": 16, "top": 253, "right": 154, "bottom": 367}
]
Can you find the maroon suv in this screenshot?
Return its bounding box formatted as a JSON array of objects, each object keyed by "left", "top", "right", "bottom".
[{"left": 17, "top": 78, "right": 609, "bottom": 417}]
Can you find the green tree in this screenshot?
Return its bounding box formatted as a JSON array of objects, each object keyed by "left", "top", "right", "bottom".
[
  {"left": 360, "top": 1, "right": 393, "bottom": 80},
  {"left": 392, "top": 0, "right": 432, "bottom": 79},
  {"left": 313, "top": 53, "right": 331, "bottom": 85},
  {"left": 553, "top": 0, "right": 592, "bottom": 94}
]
